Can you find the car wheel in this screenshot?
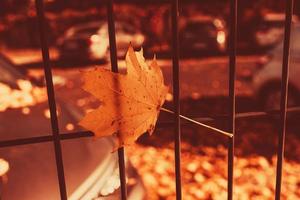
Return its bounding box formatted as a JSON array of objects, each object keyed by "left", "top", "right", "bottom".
[{"left": 260, "top": 83, "right": 299, "bottom": 111}]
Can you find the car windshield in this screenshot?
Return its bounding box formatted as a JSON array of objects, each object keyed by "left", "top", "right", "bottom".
[
  {"left": 184, "top": 22, "right": 216, "bottom": 36},
  {"left": 118, "top": 23, "right": 136, "bottom": 34},
  {"left": 76, "top": 27, "right": 99, "bottom": 34},
  {"left": 66, "top": 23, "right": 102, "bottom": 37},
  {"left": 98, "top": 22, "right": 137, "bottom": 35}
]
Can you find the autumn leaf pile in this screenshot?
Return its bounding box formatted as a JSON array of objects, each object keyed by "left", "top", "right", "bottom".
[
  {"left": 79, "top": 46, "right": 168, "bottom": 148},
  {"left": 127, "top": 143, "right": 300, "bottom": 200}
]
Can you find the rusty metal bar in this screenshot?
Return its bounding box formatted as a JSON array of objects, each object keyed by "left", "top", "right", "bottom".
[
  {"left": 106, "top": 0, "right": 127, "bottom": 199},
  {"left": 34, "top": 0, "right": 67, "bottom": 199},
  {"left": 227, "top": 0, "right": 237, "bottom": 199},
  {"left": 275, "top": 0, "right": 294, "bottom": 199},
  {"left": 171, "top": 0, "right": 182, "bottom": 199},
  {"left": 0, "top": 131, "right": 94, "bottom": 148},
  {"left": 0, "top": 135, "right": 54, "bottom": 148}
]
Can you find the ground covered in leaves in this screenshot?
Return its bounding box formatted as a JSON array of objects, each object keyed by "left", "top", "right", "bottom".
[
  {"left": 127, "top": 119, "right": 300, "bottom": 200},
  {"left": 44, "top": 61, "right": 300, "bottom": 200},
  {"left": 128, "top": 144, "right": 300, "bottom": 200}
]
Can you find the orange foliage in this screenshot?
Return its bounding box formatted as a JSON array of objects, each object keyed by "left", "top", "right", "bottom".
[{"left": 79, "top": 45, "right": 168, "bottom": 148}]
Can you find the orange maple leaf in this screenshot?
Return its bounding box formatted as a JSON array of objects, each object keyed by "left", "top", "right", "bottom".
[{"left": 79, "top": 45, "right": 168, "bottom": 148}]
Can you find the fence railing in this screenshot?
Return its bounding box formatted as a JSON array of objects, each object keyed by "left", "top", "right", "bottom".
[
  {"left": 275, "top": 1, "right": 294, "bottom": 199},
  {"left": 227, "top": 0, "right": 237, "bottom": 199},
  {"left": 0, "top": 0, "right": 296, "bottom": 200}
]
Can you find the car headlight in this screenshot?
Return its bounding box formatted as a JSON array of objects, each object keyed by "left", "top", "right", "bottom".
[
  {"left": 217, "top": 31, "right": 226, "bottom": 45},
  {"left": 0, "top": 158, "right": 9, "bottom": 177}
]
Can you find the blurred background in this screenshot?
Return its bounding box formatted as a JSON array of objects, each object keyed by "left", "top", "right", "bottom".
[{"left": 0, "top": 0, "right": 300, "bottom": 199}]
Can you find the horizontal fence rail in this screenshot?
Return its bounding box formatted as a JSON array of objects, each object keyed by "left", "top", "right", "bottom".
[
  {"left": 0, "top": 0, "right": 296, "bottom": 199},
  {"left": 1, "top": 106, "right": 299, "bottom": 148}
]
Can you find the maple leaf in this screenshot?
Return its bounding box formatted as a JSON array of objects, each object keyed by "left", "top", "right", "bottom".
[{"left": 79, "top": 45, "right": 168, "bottom": 148}]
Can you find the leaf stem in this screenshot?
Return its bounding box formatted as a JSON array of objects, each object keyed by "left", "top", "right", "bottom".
[{"left": 160, "top": 107, "right": 233, "bottom": 138}]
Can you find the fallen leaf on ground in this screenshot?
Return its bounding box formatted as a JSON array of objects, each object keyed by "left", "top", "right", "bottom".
[{"left": 79, "top": 45, "right": 168, "bottom": 148}]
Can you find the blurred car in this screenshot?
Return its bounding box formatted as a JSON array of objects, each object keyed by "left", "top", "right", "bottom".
[
  {"left": 89, "top": 22, "right": 145, "bottom": 60},
  {"left": 253, "top": 23, "right": 300, "bottom": 110},
  {"left": 237, "top": 13, "right": 299, "bottom": 54},
  {"left": 254, "top": 13, "right": 286, "bottom": 50},
  {"left": 255, "top": 13, "right": 299, "bottom": 51},
  {"left": 145, "top": 15, "right": 227, "bottom": 57},
  {"left": 0, "top": 54, "right": 146, "bottom": 200},
  {"left": 179, "top": 16, "right": 227, "bottom": 55},
  {"left": 56, "top": 21, "right": 104, "bottom": 61},
  {"left": 56, "top": 21, "right": 145, "bottom": 61}
]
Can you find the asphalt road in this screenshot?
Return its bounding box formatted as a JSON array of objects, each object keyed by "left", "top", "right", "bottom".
[{"left": 35, "top": 56, "right": 261, "bottom": 118}]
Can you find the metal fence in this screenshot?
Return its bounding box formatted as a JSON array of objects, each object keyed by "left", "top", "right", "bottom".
[{"left": 0, "top": 0, "right": 297, "bottom": 200}]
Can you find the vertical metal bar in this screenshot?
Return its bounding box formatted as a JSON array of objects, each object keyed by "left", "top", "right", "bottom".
[
  {"left": 227, "top": 0, "right": 237, "bottom": 199},
  {"left": 275, "top": 0, "right": 294, "bottom": 199},
  {"left": 106, "top": 0, "right": 127, "bottom": 199},
  {"left": 171, "top": 0, "right": 182, "bottom": 199},
  {"left": 34, "top": 0, "right": 67, "bottom": 199}
]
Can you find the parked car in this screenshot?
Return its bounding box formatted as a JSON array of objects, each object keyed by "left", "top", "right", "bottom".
[
  {"left": 144, "top": 15, "right": 227, "bottom": 57},
  {"left": 237, "top": 13, "right": 299, "bottom": 54},
  {"left": 179, "top": 16, "right": 227, "bottom": 56},
  {"left": 254, "top": 13, "right": 285, "bottom": 50},
  {"left": 56, "top": 21, "right": 145, "bottom": 61},
  {"left": 56, "top": 21, "right": 104, "bottom": 61},
  {"left": 252, "top": 23, "right": 300, "bottom": 110},
  {"left": 0, "top": 54, "right": 146, "bottom": 200}
]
